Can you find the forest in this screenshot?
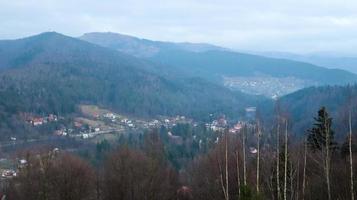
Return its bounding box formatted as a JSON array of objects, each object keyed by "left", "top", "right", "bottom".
[{"left": 1, "top": 106, "right": 356, "bottom": 200}]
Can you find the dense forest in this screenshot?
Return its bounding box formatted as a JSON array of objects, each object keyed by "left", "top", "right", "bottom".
[
  {"left": 258, "top": 84, "right": 357, "bottom": 140},
  {"left": 0, "top": 106, "right": 356, "bottom": 200},
  {"left": 80, "top": 32, "right": 357, "bottom": 87},
  {"left": 0, "top": 32, "right": 262, "bottom": 138},
  {"left": 0, "top": 32, "right": 356, "bottom": 200}
]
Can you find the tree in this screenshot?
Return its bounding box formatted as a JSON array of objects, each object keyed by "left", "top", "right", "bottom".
[
  {"left": 256, "top": 122, "right": 261, "bottom": 194},
  {"left": 307, "top": 107, "right": 336, "bottom": 200},
  {"left": 8, "top": 150, "right": 94, "bottom": 200},
  {"left": 103, "top": 147, "right": 178, "bottom": 200},
  {"left": 302, "top": 137, "right": 307, "bottom": 200},
  {"left": 349, "top": 111, "right": 355, "bottom": 200},
  {"left": 307, "top": 107, "right": 336, "bottom": 151},
  {"left": 272, "top": 146, "right": 292, "bottom": 200},
  {"left": 283, "top": 120, "right": 288, "bottom": 200},
  {"left": 276, "top": 120, "right": 281, "bottom": 200}
]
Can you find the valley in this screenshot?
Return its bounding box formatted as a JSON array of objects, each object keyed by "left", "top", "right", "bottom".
[
  {"left": 0, "top": 31, "right": 356, "bottom": 200},
  {"left": 223, "top": 75, "right": 316, "bottom": 98}
]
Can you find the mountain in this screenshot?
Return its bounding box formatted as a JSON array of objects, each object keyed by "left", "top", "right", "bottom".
[
  {"left": 258, "top": 84, "right": 357, "bottom": 139},
  {"left": 0, "top": 32, "right": 262, "bottom": 139},
  {"left": 80, "top": 32, "right": 357, "bottom": 98},
  {"left": 80, "top": 32, "right": 225, "bottom": 58},
  {"left": 254, "top": 51, "right": 357, "bottom": 74}
]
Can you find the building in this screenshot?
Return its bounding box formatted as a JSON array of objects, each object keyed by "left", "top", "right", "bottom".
[{"left": 32, "top": 118, "right": 44, "bottom": 126}]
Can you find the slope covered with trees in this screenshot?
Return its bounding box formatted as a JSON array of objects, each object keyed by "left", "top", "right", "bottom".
[
  {"left": 4, "top": 109, "right": 356, "bottom": 200},
  {"left": 0, "top": 32, "right": 262, "bottom": 137},
  {"left": 258, "top": 84, "right": 357, "bottom": 139},
  {"left": 80, "top": 32, "right": 357, "bottom": 97}
]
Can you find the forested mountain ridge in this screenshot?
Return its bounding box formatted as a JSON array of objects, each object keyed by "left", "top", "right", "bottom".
[
  {"left": 151, "top": 49, "right": 357, "bottom": 84},
  {"left": 80, "top": 32, "right": 225, "bottom": 57},
  {"left": 80, "top": 32, "right": 357, "bottom": 97},
  {"left": 0, "top": 32, "right": 261, "bottom": 133},
  {"left": 258, "top": 84, "right": 357, "bottom": 139},
  {"left": 255, "top": 51, "right": 357, "bottom": 74}
]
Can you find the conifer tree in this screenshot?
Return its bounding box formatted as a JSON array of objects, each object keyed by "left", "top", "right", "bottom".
[{"left": 307, "top": 107, "right": 336, "bottom": 200}]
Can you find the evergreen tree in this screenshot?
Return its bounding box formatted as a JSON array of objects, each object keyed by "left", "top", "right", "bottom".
[
  {"left": 307, "top": 106, "right": 336, "bottom": 200},
  {"left": 307, "top": 107, "right": 337, "bottom": 151}
]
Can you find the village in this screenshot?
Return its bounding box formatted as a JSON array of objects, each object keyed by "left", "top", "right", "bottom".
[
  {"left": 0, "top": 105, "right": 257, "bottom": 184},
  {"left": 15, "top": 105, "right": 257, "bottom": 143}
]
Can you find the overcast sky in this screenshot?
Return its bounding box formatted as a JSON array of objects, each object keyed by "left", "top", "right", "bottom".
[{"left": 1, "top": 0, "right": 357, "bottom": 54}]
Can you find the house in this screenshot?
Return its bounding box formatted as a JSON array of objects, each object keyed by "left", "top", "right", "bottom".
[
  {"left": 104, "top": 113, "right": 116, "bottom": 119},
  {"left": 74, "top": 121, "right": 83, "bottom": 128},
  {"left": 32, "top": 118, "right": 44, "bottom": 126},
  {"left": 249, "top": 147, "right": 258, "bottom": 154},
  {"left": 18, "top": 159, "right": 27, "bottom": 168},
  {"left": 229, "top": 122, "right": 243, "bottom": 133},
  {"left": 1, "top": 169, "right": 16, "bottom": 178}
]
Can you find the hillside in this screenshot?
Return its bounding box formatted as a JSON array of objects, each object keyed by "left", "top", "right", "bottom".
[
  {"left": 255, "top": 51, "right": 357, "bottom": 74},
  {"left": 258, "top": 84, "right": 357, "bottom": 139},
  {"left": 80, "top": 32, "right": 225, "bottom": 58},
  {"left": 80, "top": 32, "right": 357, "bottom": 97},
  {"left": 0, "top": 32, "right": 262, "bottom": 138}
]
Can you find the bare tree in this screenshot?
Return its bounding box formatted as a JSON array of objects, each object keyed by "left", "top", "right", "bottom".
[
  {"left": 225, "top": 133, "right": 229, "bottom": 200},
  {"left": 349, "top": 110, "right": 355, "bottom": 200},
  {"left": 243, "top": 126, "right": 247, "bottom": 186},
  {"left": 217, "top": 133, "right": 229, "bottom": 200},
  {"left": 284, "top": 119, "right": 288, "bottom": 200},
  {"left": 302, "top": 137, "right": 307, "bottom": 200},
  {"left": 236, "top": 149, "right": 241, "bottom": 199},
  {"left": 277, "top": 120, "right": 281, "bottom": 200},
  {"left": 8, "top": 150, "right": 94, "bottom": 200},
  {"left": 256, "top": 121, "right": 261, "bottom": 194}
]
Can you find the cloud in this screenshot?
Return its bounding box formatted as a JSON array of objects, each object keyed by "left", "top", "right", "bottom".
[{"left": 1, "top": 0, "right": 357, "bottom": 53}]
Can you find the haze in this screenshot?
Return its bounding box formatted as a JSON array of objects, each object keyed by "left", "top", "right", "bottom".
[{"left": 1, "top": 0, "right": 357, "bottom": 54}]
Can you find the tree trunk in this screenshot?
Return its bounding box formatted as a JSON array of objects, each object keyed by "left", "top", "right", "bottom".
[
  {"left": 349, "top": 111, "right": 355, "bottom": 200},
  {"left": 257, "top": 123, "right": 261, "bottom": 194},
  {"left": 284, "top": 120, "right": 288, "bottom": 200},
  {"left": 325, "top": 113, "right": 332, "bottom": 200},
  {"left": 296, "top": 159, "right": 300, "bottom": 200},
  {"left": 236, "top": 150, "right": 241, "bottom": 199},
  {"left": 243, "top": 127, "right": 247, "bottom": 186},
  {"left": 218, "top": 140, "right": 228, "bottom": 200},
  {"left": 277, "top": 121, "right": 281, "bottom": 200},
  {"left": 225, "top": 133, "right": 229, "bottom": 200},
  {"left": 302, "top": 137, "right": 307, "bottom": 200}
]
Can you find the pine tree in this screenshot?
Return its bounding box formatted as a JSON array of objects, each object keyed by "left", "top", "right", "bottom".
[
  {"left": 307, "top": 107, "right": 336, "bottom": 151},
  {"left": 307, "top": 107, "right": 336, "bottom": 200}
]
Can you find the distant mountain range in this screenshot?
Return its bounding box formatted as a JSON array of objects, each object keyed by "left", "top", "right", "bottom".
[
  {"left": 0, "top": 32, "right": 260, "bottom": 136},
  {"left": 1, "top": 31, "right": 357, "bottom": 139},
  {"left": 253, "top": 51, "right": 357, "bottom": 74},
  {"left": 80, "top": 32, "right": 357, "bottom": 97},
  {"left": 80, "top": 32, "right": 226, "bottom": 58}
]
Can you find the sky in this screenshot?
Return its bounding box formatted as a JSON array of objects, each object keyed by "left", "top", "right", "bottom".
[{"left": 1, "top": 0, "right": 357, "bottom": 54}]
